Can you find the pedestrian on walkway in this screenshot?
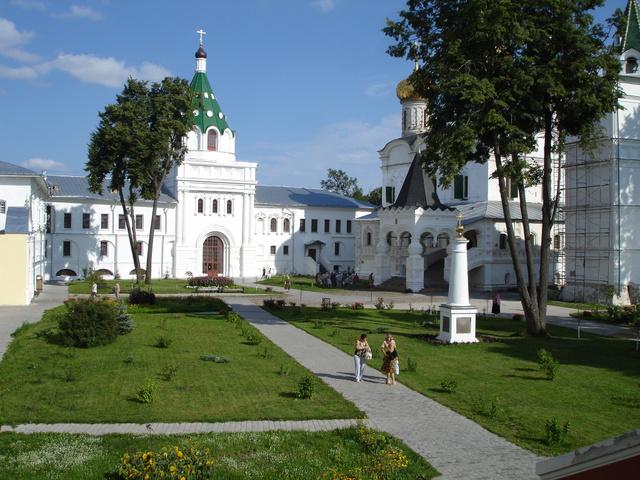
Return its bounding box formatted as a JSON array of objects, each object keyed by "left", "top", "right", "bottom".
[
  {"left": 113, "top": 282, "right": 121, "bottom": 299},
  {"left": 91, "top": 282, "right": 98, "bottom": 299},
  {"left": 381, "top": 333, "right": 398, "bottom": 385},
  {"left": 353, "top": 334, "right": 371, "bottom": 382},
  {"left": 491, "top": 292, "right": 501, "bottom": 315},
  {"left": 284, "top": 275, "right": 291, "bottom": 291}
]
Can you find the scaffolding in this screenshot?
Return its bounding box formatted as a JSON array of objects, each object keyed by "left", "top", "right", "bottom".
[{"left": 561, "top": 139, "right": 613, "bottom": 303}]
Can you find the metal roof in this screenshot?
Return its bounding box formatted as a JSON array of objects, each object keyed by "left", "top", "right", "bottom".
[
  {"left": 393, "top": 155, "right": 447, "bottom": 210},
  {"left": 0, "top": 161, "right": 37, "bottom": 176},
  {"left": 454, "top": 201, "right": 543, "bottom": 224},
  {"left": 255, "top": 186, "right": 375, "bottom": 209},
  {"left": 4, "top": 206, "right": 29, "bottom": 233},
  {"left": 46, "top": 175, "right": 177, "bottom": 203}
]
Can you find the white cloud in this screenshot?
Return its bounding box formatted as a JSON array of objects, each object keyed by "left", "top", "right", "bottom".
[
  {"left": 21, "top": 157, "right": 66, "bottom": 171},
  {"left": 244, "top": 114, "right": 400, "bottom": 191},
  {"left": 311, "top": 0, "right": 337, "bottom": 14},
  {"left": 10, "top": 0, "right": 47, "bottom": 11},
  {"left": 47, "top": 53, "right": 171, "bottom": 87},
  {"left": 365, "top": 81, "right": 396, "bottom": 98},
  {"left": 0, "top": 17, "right": 40, "bottom": 62},
  {"left": 0, "top": 52, "right": 172, "bottom": 87},
  {"left": 55, "top": 5, "right": 103, "bottom": 21}
]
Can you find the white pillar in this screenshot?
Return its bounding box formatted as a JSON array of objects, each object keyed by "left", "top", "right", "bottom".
[
  {"left": 374, "top": 239, "right": 390, "bottom": 285},
  {"left": 405, "top": 241, "right": 424, "bottom": 292},
  {"left": 438, "top": 215, "right": 478, "bottom": 344}
]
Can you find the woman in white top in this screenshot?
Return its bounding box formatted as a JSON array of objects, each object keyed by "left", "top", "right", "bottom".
[{"left": 353, "top": 334, "right": 371, "bottom": 382}]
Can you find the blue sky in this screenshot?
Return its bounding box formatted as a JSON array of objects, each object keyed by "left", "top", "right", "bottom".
[{"left": 0, "top": 0, "right": 628, "bottom": 192}]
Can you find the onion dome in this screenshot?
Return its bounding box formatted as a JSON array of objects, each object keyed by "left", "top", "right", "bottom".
[
  {"left": 396, "top": 70, "right": 425, "bottom": 102},
  {"left": 195, "top": 46, "right": 207, "bottom": 59}
]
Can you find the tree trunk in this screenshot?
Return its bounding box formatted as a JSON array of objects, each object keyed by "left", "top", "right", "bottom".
[
  {"left": 118, "top": 188, "right": 141, "bottom": 284},
  {"left": 145, "top": 182, "right": 161, "bottom": 285},
  {"left": 536, "top": 109, "right": 555, "bottom": 333},
  {"left": 493, "top": 140, "right": 540, "bottom": 331}
]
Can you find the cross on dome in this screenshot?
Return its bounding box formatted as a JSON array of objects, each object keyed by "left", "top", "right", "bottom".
[{"left": 196, "top": 28, "right": 206, "bottom": 46}]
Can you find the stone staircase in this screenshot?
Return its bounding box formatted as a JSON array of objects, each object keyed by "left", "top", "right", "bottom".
[{"left": 377, "top": 276, "right": 408, "bottom": 292}]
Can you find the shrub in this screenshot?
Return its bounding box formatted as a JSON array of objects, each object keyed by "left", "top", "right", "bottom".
[
  {"left": 245, "top": 333, "right": 262, "bottom": 345},
  {"left": 258, "top": 346, "right": 271, "bottom": 359},
  {"left": 10, "top": 322, "right": 29, "bottom": 338},
  {"left": 115, "top": 304, "right": 135, "bottom": 334},
  {"left": 472, "top": 396, "right": 503, "bottom": 419},
  {"left": 297, "top": 375, "right": 315, "bottom": 399},
  {"left": 331, "top": 302, "right": 340, "bottom": 310},
  {"left": 537, "top": 348, "right": 559, "bottom": 380},
  {"left": 128, "top": 288, "right": 156, "bottom": 305},
  {"left": 135, "top": 379, "right": 157, "bottom": 404},
  {"left": 111, "top": 445, "right": 215, "bottom": 480},
  {"left": 352, "top": 302, "right": 364, "bottom": 310},
  {"left": 407, "top": 357, "right": 418, "bottom": 373},
  {"left": 321, "top": 298, "right": 331, "bottom": 311},
  {"left": 375, "top": 297, "right": 386, "bottom": 310},
  {"left": 58, "top": 298, "right": 119, "bottom": 348},
  {"left": 545, "top": 418, "right": 570, "bottom": 445},
  {"left": 440, "top": 376, "right": 458, "bottom": 393},
  {"left": 262, "top": 298, "right": 284, "bottom": 310},
  {"left": 124, "top": 353, "right": 134, "bottom": 365},
  {"left": 188, "top": 276, "right": 234, "bottom": 288},
  {"left": 155, "top": 335, "right": 173, "bottom": 348},
  {"left": 159, "top": 364, "right": 178, "bottom": 381},
  {"left": 278, "top": 364, "right": 290, "bottom": 376}
]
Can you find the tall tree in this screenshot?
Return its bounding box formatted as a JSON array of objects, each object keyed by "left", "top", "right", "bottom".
[
  {"left": 320, "top": 168, "right": 364, "bottom": 198},
  {"left": 366, "top": 187, "right": 382, "bottom": 206},
  {"left": 139, "top": 78, "right": 193, "bottom": 284},
  {"left": 87, "top": 77, "right": 193, "bottom": 285},
  {"left": 87, "top": 79, "right": 149, "bottom": 283},
  {"left": 385, "top": 0, "right": 620, "bottom": 334}
]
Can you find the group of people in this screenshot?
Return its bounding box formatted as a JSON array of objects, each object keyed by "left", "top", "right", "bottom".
[
  {"left": 90, "top": 282, "right": 121, "bottom": 299},
  {"left": 353, "top": 333, "right": 398, "bottom": 385},
  {"left": 315, "top": 270, "right": 359, "bottom": 289}
]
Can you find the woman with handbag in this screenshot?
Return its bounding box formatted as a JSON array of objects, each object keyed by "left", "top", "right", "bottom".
[
  {"left": 381, "top": 333, "right": 398, "bottom": 385},
  {"left": 353, "top": 334, "right": 372, "bottom": 382}
]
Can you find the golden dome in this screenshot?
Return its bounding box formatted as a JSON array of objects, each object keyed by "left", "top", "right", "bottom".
[{"left": 396, "top": 73, "right": 425, "bottom": 102}]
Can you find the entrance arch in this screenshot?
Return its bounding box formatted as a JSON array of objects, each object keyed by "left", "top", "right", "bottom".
[{"left": 202, "top": 235, "right": 224, "bottom": 276}]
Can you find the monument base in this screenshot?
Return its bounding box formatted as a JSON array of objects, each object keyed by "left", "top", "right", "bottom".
[{"left": 437, "top": 304, "right": 478, "bottom": 344}]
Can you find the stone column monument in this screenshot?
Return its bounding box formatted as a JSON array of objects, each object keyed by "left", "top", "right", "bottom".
[{"left": 437, "top": 212, "right": 478, "bottom": 343}]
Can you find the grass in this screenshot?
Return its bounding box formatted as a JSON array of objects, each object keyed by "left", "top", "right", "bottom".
[
  {"left": 548, "top": 300, "right": 608, "bottom": 311},
  {"left": 258, "top": 274, "right": 371, "bottom": 293},
  {"left": 0, "top": 429, "right": 438, "bottom": 480},
  {"left": 270, "top": 306, "right": 640, "bottom": 456},
  {"left": 0, "top": 299, "right": 360, "bottom": 424},
  {"left": 68, "top": 279, "right": 269, "bottom": 295}
]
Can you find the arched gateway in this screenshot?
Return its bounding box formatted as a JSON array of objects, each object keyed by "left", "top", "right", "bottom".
[{"left": 202, "top": 235, "right": 224, "bottom": 276}]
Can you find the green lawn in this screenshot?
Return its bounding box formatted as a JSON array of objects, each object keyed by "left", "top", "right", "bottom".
[
  {"left": 0, "top": 429, "right": 438, "bottom": 480},
  {"left": 68, "top": 279, "right": 269, "bottom": 295},
  {"left": 0, "top": 299, "right": 360, "bottom": 424},
  {"left": 548, "top": 300, "right": 608, "bottom": 311},
  {"left": 258, "top": 274, "right": 371, "bottom": 293},
  {"left": 271, "top": 306, "right": 640, "bottom": 456}
]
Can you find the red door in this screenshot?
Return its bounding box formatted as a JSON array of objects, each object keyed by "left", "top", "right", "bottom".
[{"left": 202, "top": 236, "right": 223, "bottom": 277}]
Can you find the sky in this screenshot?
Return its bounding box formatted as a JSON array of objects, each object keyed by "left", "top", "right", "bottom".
[{"left": 0, "top": 0, "right": 629, "bottom": 192}]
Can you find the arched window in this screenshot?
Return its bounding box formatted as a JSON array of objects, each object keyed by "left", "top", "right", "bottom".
[
  {"left": 437, "top": 233, "right": 450, "bottom": 248},
  {"left": 499, "top": 233, "right": 507, "bottom": 250},
  {"left": 226, "top": 200, "right": 232, "bottom": 214},
  {"left": 283, "top": 218, "right": 290, "bottom": 232},
  {"left": 270, "top": 218, "right": 277, "bottom": 233},
  {"left": 56, "top": 269, "right": 77, "bottom": 277},
  {"left": 402, "top": 110, "right": 407, "bottom": 130},
  {"left": 212, "top": 199, "right": 218, "bottom": 213},
  {"left": 627, "top": 57, "right": 638, "bottom": 74},
  {"left": 400, "top": 232, "right": 411, "bottom": 247},
  {"left": 257, "top": 217, "right": 264, "bottom": 234},
  {"left": 207, "top": 130, "right": 218, "bottom": 151},
  {"left": 197, "top": 198, "right": 203, "bottom": 213},
  {"left": 366, "top": 231, "right": 372, "bottom": 246}
]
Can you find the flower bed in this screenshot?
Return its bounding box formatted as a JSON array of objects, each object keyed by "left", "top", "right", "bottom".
[{"left": 187, "top": 276, "right": 235, "bottom": 288}]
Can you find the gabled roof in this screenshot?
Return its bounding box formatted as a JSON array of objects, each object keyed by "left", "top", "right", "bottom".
[
  {"left": 190, "top": 72, "right": 232, "bottom": 135},
  {"left": 255, "top": 186, "right": 374, "bottom": 209},
  {"left": 392, "top": 155, "right": 446, "bottom": 210},
  {"left": 46, "top": 175, "right": 177, "bottom": 203},
  {"left": 623, "top": 0, "right": 640, "bottom": 53},
  {"left": 0, "top": 161, "right": 37, "bottom": 176}
]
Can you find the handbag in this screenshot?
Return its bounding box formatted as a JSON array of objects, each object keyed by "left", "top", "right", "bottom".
[
  {"left": 364, "top": 350, "right": 372, "bottom": 361},
  {"left": 394, "top": 360, "right": 400, "bottom": 376}
]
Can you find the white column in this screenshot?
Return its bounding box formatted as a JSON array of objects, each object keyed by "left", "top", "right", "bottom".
[
  {"left": 405, "top": 241, "right": 424, "bottom": 292},
  {"left": 180, "top": 189, "right": 187, "bottom": 244},
  {"left": 448, "top": 237, "right": 470, "bottom": 305},
  {"left": 373, "top": 239, "right": 390, "bottom": 285}
]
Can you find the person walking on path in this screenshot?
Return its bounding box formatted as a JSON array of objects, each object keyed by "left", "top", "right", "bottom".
[
  {"left": 283, "top": 275, "right": 291, "bottom": 291},
  {"left": 491, "top": 292, "right": 501, "bottom": 315},
  {"left": 113, "top": 282, "right": 121, "bottom": 299},
  {"left": 381, "top": 333, "right": 398, "bottom": 385},
  {"left": 353, "top": 334, "right": 371, "bottom": 382},
  {"left": 91, "top": 282, "right": 98, "bottom": 299}
]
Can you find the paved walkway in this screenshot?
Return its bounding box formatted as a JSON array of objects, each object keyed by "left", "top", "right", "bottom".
[
  {"left": 242, "top": 280, "right": 634, "bottom": 338},
  {"left": 0, "top": 283, "right": 68, "bottom": 360},
  {"left": 225, "top": 297, "right": 541, "bottom": 480},
  {"left": 0, "top": 419, "right": 362, "bottom": 435}
]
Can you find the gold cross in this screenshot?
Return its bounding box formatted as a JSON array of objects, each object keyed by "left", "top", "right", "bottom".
[{"left": 196, "top": 29, "right": 206, "bottom": 46}]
